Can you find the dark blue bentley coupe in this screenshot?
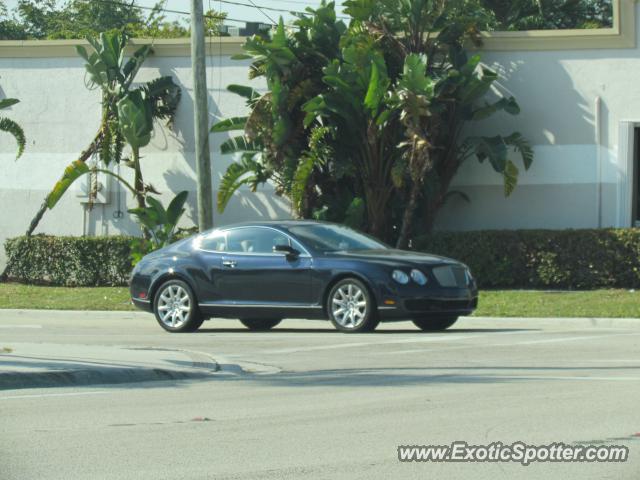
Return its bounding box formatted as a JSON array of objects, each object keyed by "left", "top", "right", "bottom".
[{"left": 130, "top": 221, "right": 478, "bottom": 333}]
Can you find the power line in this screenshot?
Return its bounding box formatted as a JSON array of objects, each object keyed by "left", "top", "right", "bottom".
[
  {"left": 268, "top": 0, "right": 346, "bottom": 5},
  {"left": 90, "top": 0, "right": 249, "bottom": 24},
  {"left": 216, "top": 0, "right": 349, "bottom": 20},
  {"left": 91, "top": 0, "right": 350, "bottom": 26},
  {"left": 244, "top": 0, "right": 276, "bottom": 25}
]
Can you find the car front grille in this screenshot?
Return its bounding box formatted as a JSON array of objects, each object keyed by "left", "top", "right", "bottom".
[
  {"left": 405, "top": 298, "right": 476, "bottom": 312},
  {"left": 432, "top": 265, "right": 468, "bottom": 288}
]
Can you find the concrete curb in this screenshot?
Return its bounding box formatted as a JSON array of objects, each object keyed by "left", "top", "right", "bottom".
[
  {"left": 0, "top": 344, "right": 220, "bottom": 391},
  {"left": 0, "top": 367, "right": 214, "bottom": 390}
]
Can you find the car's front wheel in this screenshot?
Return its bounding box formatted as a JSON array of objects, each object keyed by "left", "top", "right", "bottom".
[
  {"left": 412, "top": 316, "right": 458, "bottom": 332},
  {"left": 153, "top": 279, "right": 203, "bottom": 333},
  {"left": 240, "top": 318, "right": 282, "bottom": 331},
  {"left": 327, "top": 278, "right": 379, "bottom": 333}
]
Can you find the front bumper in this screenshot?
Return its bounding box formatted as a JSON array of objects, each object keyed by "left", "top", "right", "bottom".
[{"left": 377, "top": 287, "right": 478, "bottom": 320}]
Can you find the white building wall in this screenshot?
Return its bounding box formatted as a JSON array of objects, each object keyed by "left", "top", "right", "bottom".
[{"left": 1, "top": 3, "right": 640, "bottom": 269}]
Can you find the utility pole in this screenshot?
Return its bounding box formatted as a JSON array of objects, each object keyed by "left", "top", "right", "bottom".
[{"left": 190, "top": 0, "right": 214, "bottom": 231}]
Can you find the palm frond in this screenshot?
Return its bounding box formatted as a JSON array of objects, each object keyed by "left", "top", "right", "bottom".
[
  {"left": 0, "top": 117, "right": 26, "bottom": 159},
  {"left": 218, "top": 154, "right": 267, "bottom": 213}
]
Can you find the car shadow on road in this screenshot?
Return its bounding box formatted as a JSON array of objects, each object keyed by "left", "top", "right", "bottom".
[{"left": 194, "top": 327, "right": 540, "bottom": 334}]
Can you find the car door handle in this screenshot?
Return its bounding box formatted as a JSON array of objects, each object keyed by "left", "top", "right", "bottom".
[{"left": 222, "top": 260, "right": 237, "bottom": 268}]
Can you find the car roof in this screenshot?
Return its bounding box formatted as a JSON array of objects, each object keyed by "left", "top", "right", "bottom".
[{"left": 201, "top": 219, "right": 330, "bottom": 234}]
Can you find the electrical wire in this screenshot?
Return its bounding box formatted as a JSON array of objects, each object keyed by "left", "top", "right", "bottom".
[
  {"left": 244, "top": 0, "right": 276, "bottom": 25},
  {"left": 90, "top": 0, "right": 350, "bottom": 26},
  {"left": 217, "top": 0, "right": 349, "bottom": 20}
]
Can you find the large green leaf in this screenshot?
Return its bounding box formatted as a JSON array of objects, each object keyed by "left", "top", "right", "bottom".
[
  {"left": 342, "top": 0, "right": 375, "bottom": 21},
  {"left": 364, "top": 62, "right": 385, "bottom": 113},
  {"left": 398, "top": 54, "right": 432, "bottom": 94},
  {"left": 458, "top": 68, "right": 498, "bottom": 105},
  {"left": 123, "top": 45, "right": 152, "bottom": 86},
  {"left": 217, "top": 156, "right": 262, "bottom": 213},
  {"left": 472, "top": 97, "right": 520, "bottom": 121},
  {"left": 166, "top": 191, "right": 188, "bottom": 226},
  {"left": 470, "top": 136, "right": 509, "bottom": 173},
  {"left": 503, "top": 160, "right": 519, "bottom": 196},
  {"left": 0, "top": 98, "right": 19, "bottom": 110},
  {"left": 505, "top": 132, "right": 534, "bottom": 170},
  {"left": 210, "top": 117, "right": 247, "bottom": 133},
  {"left": 117, "top": 90, "right": 153, "bottom": 150},
  {"left": 227, "top": 84, "right": 261, "bottom": 102},
  {"left": 220, "top": 136, "right": 263, "bottom": 155},
  {"left": 291, "top": 156, "right": 316, "bottom": 212},
  {"left": 47, "top": 161, "right": 90, "bottom": 209}
]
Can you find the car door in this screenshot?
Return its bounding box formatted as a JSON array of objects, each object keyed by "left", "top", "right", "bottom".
[{"left": 216, "top": 227, "right": 313, "bottom": 306}]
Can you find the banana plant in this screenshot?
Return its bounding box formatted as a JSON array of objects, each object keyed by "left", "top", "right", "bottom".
[
  {"left": 26, "top": 31, "right": 181, "bottom": 236},
  {"left": 211, "top": 5, "right": 349, "bottom": 219},
  {"left": 0, "top": 95, "right": 25, "bottom": 159},
  {"left": 128, "top": 191, "right": 189, "bottom": 264},
  {"left": 214, "top": 1, "right": 534, "bottom": 245}
]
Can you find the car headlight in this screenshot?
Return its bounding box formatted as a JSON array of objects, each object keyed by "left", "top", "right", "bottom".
[
  {"left": 410, "top": 269, "right": 428, "bottom": 286},
  {"left": 392, "top": 269, "right": 409, "bottom": 285}
]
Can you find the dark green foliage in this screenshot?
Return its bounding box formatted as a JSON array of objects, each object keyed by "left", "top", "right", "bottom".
[
  {"left": 0, "top": 96, "right": 26, "bottom": 159},
  {"left": 414, "top": 228, "right": 640, "bottom": 289},
  {"left": 4, "top": 235, "right": 134, "bottom": 286},
  {"left": 5, "top": 228, "right": 640, "bottom": 289},
  {"left": 480, "top": 0, "right": 613, "bottom": 31},
  {"left": 0, "top": 0, "right": 225, "bottom": 40}
]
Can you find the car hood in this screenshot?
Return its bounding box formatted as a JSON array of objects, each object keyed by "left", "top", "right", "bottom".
[{"left": 326, "top": 249, "right": 459, "bottom": 266}]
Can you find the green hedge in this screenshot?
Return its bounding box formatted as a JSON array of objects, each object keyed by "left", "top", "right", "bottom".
[
  {"left": 4, "top": 229, "right": 640, "bottom": 288},
  {"left": 4, "top": 235, "right": 134, "bottom": 287},
  {"left": 414, "top": 229, "right": 640, "bottom": 289}
]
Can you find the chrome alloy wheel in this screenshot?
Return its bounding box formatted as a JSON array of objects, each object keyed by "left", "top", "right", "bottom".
[
  {"left": 157, "top": 284, "right": 191, "bottom": 328},
  {"left": 331, "top": 283, "right": 368, "bottom": 329}
]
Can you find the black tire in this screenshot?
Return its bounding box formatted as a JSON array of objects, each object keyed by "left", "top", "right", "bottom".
[
  {"left": 240, "top": 318, "right": 282, "bottom": 331},
  {"left": 412, "top": 316, "right": 458, "bottom": 332},
  {"left": 327, "top": 278, "right": 379, "bottom": 333},
  {"left": 153, "top": 279, "right": 203, "bottom": 333}
]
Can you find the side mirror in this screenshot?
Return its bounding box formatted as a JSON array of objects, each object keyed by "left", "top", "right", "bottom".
[{"left": 273, "top": 244, "right": 300, "bottom": 257}]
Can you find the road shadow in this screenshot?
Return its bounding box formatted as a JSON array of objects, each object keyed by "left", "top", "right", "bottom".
[{"left": 194, "top": 327, "right": 540, "bottom": 334}]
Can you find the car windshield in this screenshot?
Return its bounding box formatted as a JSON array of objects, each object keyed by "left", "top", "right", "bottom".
[{"left": 289, "top": 224, "right": 387, "bottom": 253}]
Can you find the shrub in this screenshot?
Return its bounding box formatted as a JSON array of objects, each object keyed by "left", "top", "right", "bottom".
[
  {"left": 4, "top": 235, "right": 134, "bottom": 287},
  {"left": 4, "top": 229, "right": 640, "bottom": 289},
  {"left": 414, "top": 229, "right": 640, "bottom": 289}
]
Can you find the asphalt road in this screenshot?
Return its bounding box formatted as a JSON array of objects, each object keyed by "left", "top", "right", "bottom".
[{"left": 1, "top": 310, "right": 639, "bottom": 480}]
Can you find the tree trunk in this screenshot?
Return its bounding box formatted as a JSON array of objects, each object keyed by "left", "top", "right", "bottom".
[
  {"left": 132, "top": 148, "right": 146, "bottom": 210},
  {"left": 24, "top": 130, "right": 104, "bottom": 237},
  {"left": 365, "top": 184, "right": 392, "bottom": 241},
  {"left": 395, "top": 180, "right": 422, "bottom": 250}
]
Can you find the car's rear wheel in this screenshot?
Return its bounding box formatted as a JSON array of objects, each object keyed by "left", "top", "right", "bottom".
[
  {"left": 327, "top": 278, "right": 379, "bottom": 333},
  {"left": 412, "top": 316, "right": 458, "bottom": 332},
  {"left": 240, "top": 318, "right": 282, "bottom": 331},
  {"left": 153, "top": 280, "right": 203, "bottom": 333}
]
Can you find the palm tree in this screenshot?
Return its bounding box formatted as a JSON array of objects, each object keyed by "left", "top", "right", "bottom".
[{"left": 0, "top": 95, "right": 25, "bottom": 159}]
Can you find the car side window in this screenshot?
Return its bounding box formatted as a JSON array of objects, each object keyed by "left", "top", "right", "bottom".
[
  {"left": 198, "top": 232, "right": 227, "bottom": 252},
  {"left": 226, "top": 228, "right": 297, "bottom": 254}
]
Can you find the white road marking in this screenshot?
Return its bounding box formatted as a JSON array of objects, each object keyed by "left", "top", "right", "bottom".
[
  {"left": 502, "top": 375, "right": 640, "bottom": 382},
  {"left": 372, "top": 331, "right": 640, "bottom": 356},
  {"left": 0, "top": 325, "right": 43, "bottom": 329},
  {"left": 0, "top": 391, "right": 110, "bottom": 400},
  {"left": 260, "top": 333, "right": 514, "bottom": 354},
  {"left": 500, "top": 332, "right": 640, "bottom": 346}
]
